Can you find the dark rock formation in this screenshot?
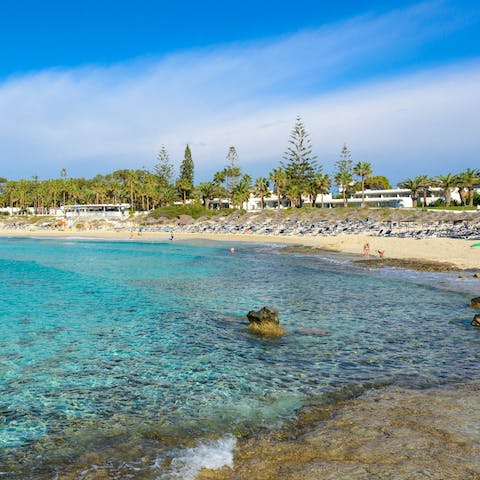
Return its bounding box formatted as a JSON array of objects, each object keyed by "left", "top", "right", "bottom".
[
  {"left": 246, "top": 307, "right": 284, "bottom": 335},
  {"left": 470, "top": 297, "right": 480, "bottom": 309},
  {"left": 247, "top": 307, "right": 279, "bottom": 325},
  {"left": 472, "top": 315, "right": 480, "bottom": 327}
]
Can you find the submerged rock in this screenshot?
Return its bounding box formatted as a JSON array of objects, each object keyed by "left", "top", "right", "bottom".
[
  {"left": 472, "top": 315, "right": 480, "bottom": 327},
  {"left": 470, "top": 297, "right": 480, "bottom": 309},
  {"left": 246, "top": 307, "right": 284, "bottom": 335}
]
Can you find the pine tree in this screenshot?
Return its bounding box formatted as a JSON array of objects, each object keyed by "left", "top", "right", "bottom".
[
  {"left": 281, "top": 116, "right": 317, "bottom": 207},
  {"left": 177, "top": 144, "right": 194, "bottom": 205},
  {"left": 334, "top": 144, "right": 353, "bottom": 207},
  {"left": 154, "top": 145, "right": 175, "bottom": 206},
  {"left": 225, "top": 146, "right": 241, "bottom": 191}
]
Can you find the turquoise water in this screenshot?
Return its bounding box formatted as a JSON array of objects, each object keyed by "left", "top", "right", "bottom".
[{"left": 0, "top": 237, "right": 479, "bottom": 478}]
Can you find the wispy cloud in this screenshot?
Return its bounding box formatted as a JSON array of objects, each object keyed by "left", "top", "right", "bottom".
[{"left": 0, "top": 1, "right": 477, "bottom": 183}]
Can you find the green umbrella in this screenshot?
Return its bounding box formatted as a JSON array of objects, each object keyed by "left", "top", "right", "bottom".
[{"left": 471, "top": 243, "right": 480, "bottom": 247}]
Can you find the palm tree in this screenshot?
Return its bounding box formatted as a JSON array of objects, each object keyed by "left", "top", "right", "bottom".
[
  {"left": 414, "top": 175, "right": 432, "bottom": 207},
  {"left": 67, "top": 178, "right": 82, "bottom": 205},
  {"left": 254, "top": 177, "right": 270, "bottom": 209},
  {"left": 316, "top": 173, "right": 331, "bottom": 208},
  {"left": 269, "top": 168, "right": 286, "bottom": 210},
  {"left": 458, "top": 168, "right": 479, "bottom": 207},
  {"left": 284, "top": 183, "right": 302, "bottom": 208},
  {"left": 60, "top": 168, "right": 68, "bottom": 206},
  {"left": 107, "top": 180, "right": 123, "bottom": 204},
  {"left": 398, "top": 177, "right": 423, "bottom": 207},
  {"left": 45, "top": 179, "right": 62, "bottom": 214},
  {"left": 353, "top": 162, "right": 373, "bottom": 207},
  {"left": 435, "top": 173, "right": 456, "bottom": 207},
  {"left": 5, "top": 181, "right": 18, "bottom": 209},
  {"left": 307, "top": 178, "right": 319, "bottom": 208},
  {"left": 91, "top": 182, "right": 107, "bottom": 205},
  {"left": 197, "top": 182, "right": 216, "bottom": 209},
  {"left": 212, "top": 170, "right": 228, "bottom": 209},
  {"left": 232, "top": 174, "right": 252, "bottom": 209},
  {"left": 124, "top": 170, "right": 138, "bottom": 209},
  {"left": 176, "top": 178, "right": 192, "bottom": 206},
  {"left": 334, "top": 170, "right": 353, "bottom": 208}
]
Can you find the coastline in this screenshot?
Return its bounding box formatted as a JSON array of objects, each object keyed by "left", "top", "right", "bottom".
[
  {"left": 1, "top": 228, "right": 479, "bottom": 270},
  {"left": 196, "top": 381, "right": 480, "bottom": 480},
  {"left": 2, "top": 229, "right": 480, "bottom": 479}
]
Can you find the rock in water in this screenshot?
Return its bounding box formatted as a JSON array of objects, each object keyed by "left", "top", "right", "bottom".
[
  {"left": 472, "top": 315, "right": 480, "bottom": 327},
  {"left": 470, "top": 297, "right": 480, "bottom": 309},
  {"left": 247, "top": 307, "right": 279, "bottom": 325},
  {"left": 246, "top": 307, "right": 284, "bottom": 335}
]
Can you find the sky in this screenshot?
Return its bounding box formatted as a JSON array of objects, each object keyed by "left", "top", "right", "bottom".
[{"left": 0, "top": 0, "right": 479, "bottom": 185}]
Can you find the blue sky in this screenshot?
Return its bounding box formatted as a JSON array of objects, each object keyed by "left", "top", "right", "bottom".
[{"left": 1, "top": 0, "right": 479, "bottom": 184}]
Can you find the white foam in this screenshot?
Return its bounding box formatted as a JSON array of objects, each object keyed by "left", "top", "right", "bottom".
[{"left": 157, "top": 435, "right": 236, "bottom": 480}]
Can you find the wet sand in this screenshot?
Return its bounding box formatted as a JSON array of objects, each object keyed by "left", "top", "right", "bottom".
[{"left": 1, "top": 229, "right": 479, "bottom": 270}]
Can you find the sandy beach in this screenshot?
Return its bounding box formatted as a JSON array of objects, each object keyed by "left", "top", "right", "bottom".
[{"left": 2, "top": 228, "right": 479, "bottom": 270}]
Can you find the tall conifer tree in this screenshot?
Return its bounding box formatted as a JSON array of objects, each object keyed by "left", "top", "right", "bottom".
[
  {"left": 177, "top": 144, "right": 194, "bottom": 205},
  {"left": 334, "top": 144, "right": 353, "bottom": 207},
  {"left": 281, "top": 116, "right": 317, "bottom": 207}
]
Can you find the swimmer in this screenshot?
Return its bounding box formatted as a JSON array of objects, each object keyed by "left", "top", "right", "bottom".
[{"left": 230, "top": 247, "right": 235, "bottom": 254}]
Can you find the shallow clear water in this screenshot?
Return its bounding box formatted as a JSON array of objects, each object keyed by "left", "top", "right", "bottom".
[{"left": 0, "top": 237, "right": 479, "bottom": 478}]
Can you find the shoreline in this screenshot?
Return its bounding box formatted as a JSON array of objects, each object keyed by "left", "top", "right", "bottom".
[
  {"left": 196, "top": 381, "right": 480, "bottom": 480},
  {"left": 3, "top": 228, "right": 480, "bottom": 479},
  {"left": 1, "top": 228, "right": 479, "bottom": 270}
]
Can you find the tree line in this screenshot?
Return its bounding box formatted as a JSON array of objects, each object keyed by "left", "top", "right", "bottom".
[
  {"left": 399, "top": 171, "right": 480, "bottom": 207},
  {"left": 0, "top": 116, "right": 478, "bottom": 213}
]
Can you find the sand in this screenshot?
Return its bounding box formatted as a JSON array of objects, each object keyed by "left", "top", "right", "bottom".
[{"left": 1, "top": 228, "right": 479, "bottom": 270}]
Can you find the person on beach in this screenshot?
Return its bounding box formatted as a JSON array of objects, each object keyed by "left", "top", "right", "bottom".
[
  {"left": 170, "top": 231, "right": 174, "bottom": 241},
  {"left": 377, "top": 248, "right": 385, "bottom": 258},
  {"left": 363, "top": 242, "right": 370, "bottom": 258}
]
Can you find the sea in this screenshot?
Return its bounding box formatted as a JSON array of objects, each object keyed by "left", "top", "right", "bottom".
[{"left": 0, "top": 236, "right": 479, "bottom": 479}]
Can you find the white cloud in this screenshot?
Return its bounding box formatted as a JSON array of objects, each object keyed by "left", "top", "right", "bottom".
[{"left": 0, "top": 1, "right": 477, "bottom": 184}]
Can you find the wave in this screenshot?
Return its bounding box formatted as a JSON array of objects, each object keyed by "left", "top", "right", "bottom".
[{"left": 156, "top": 435, "right": 236, "bottom": 480}]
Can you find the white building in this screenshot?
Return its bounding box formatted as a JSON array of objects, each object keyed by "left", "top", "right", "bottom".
[
  {"left": 210, "top": 186, "right": 464, "bottom": 211},
  {"left": 60, "top": 204, "right": 130, "bottom": 218}
]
